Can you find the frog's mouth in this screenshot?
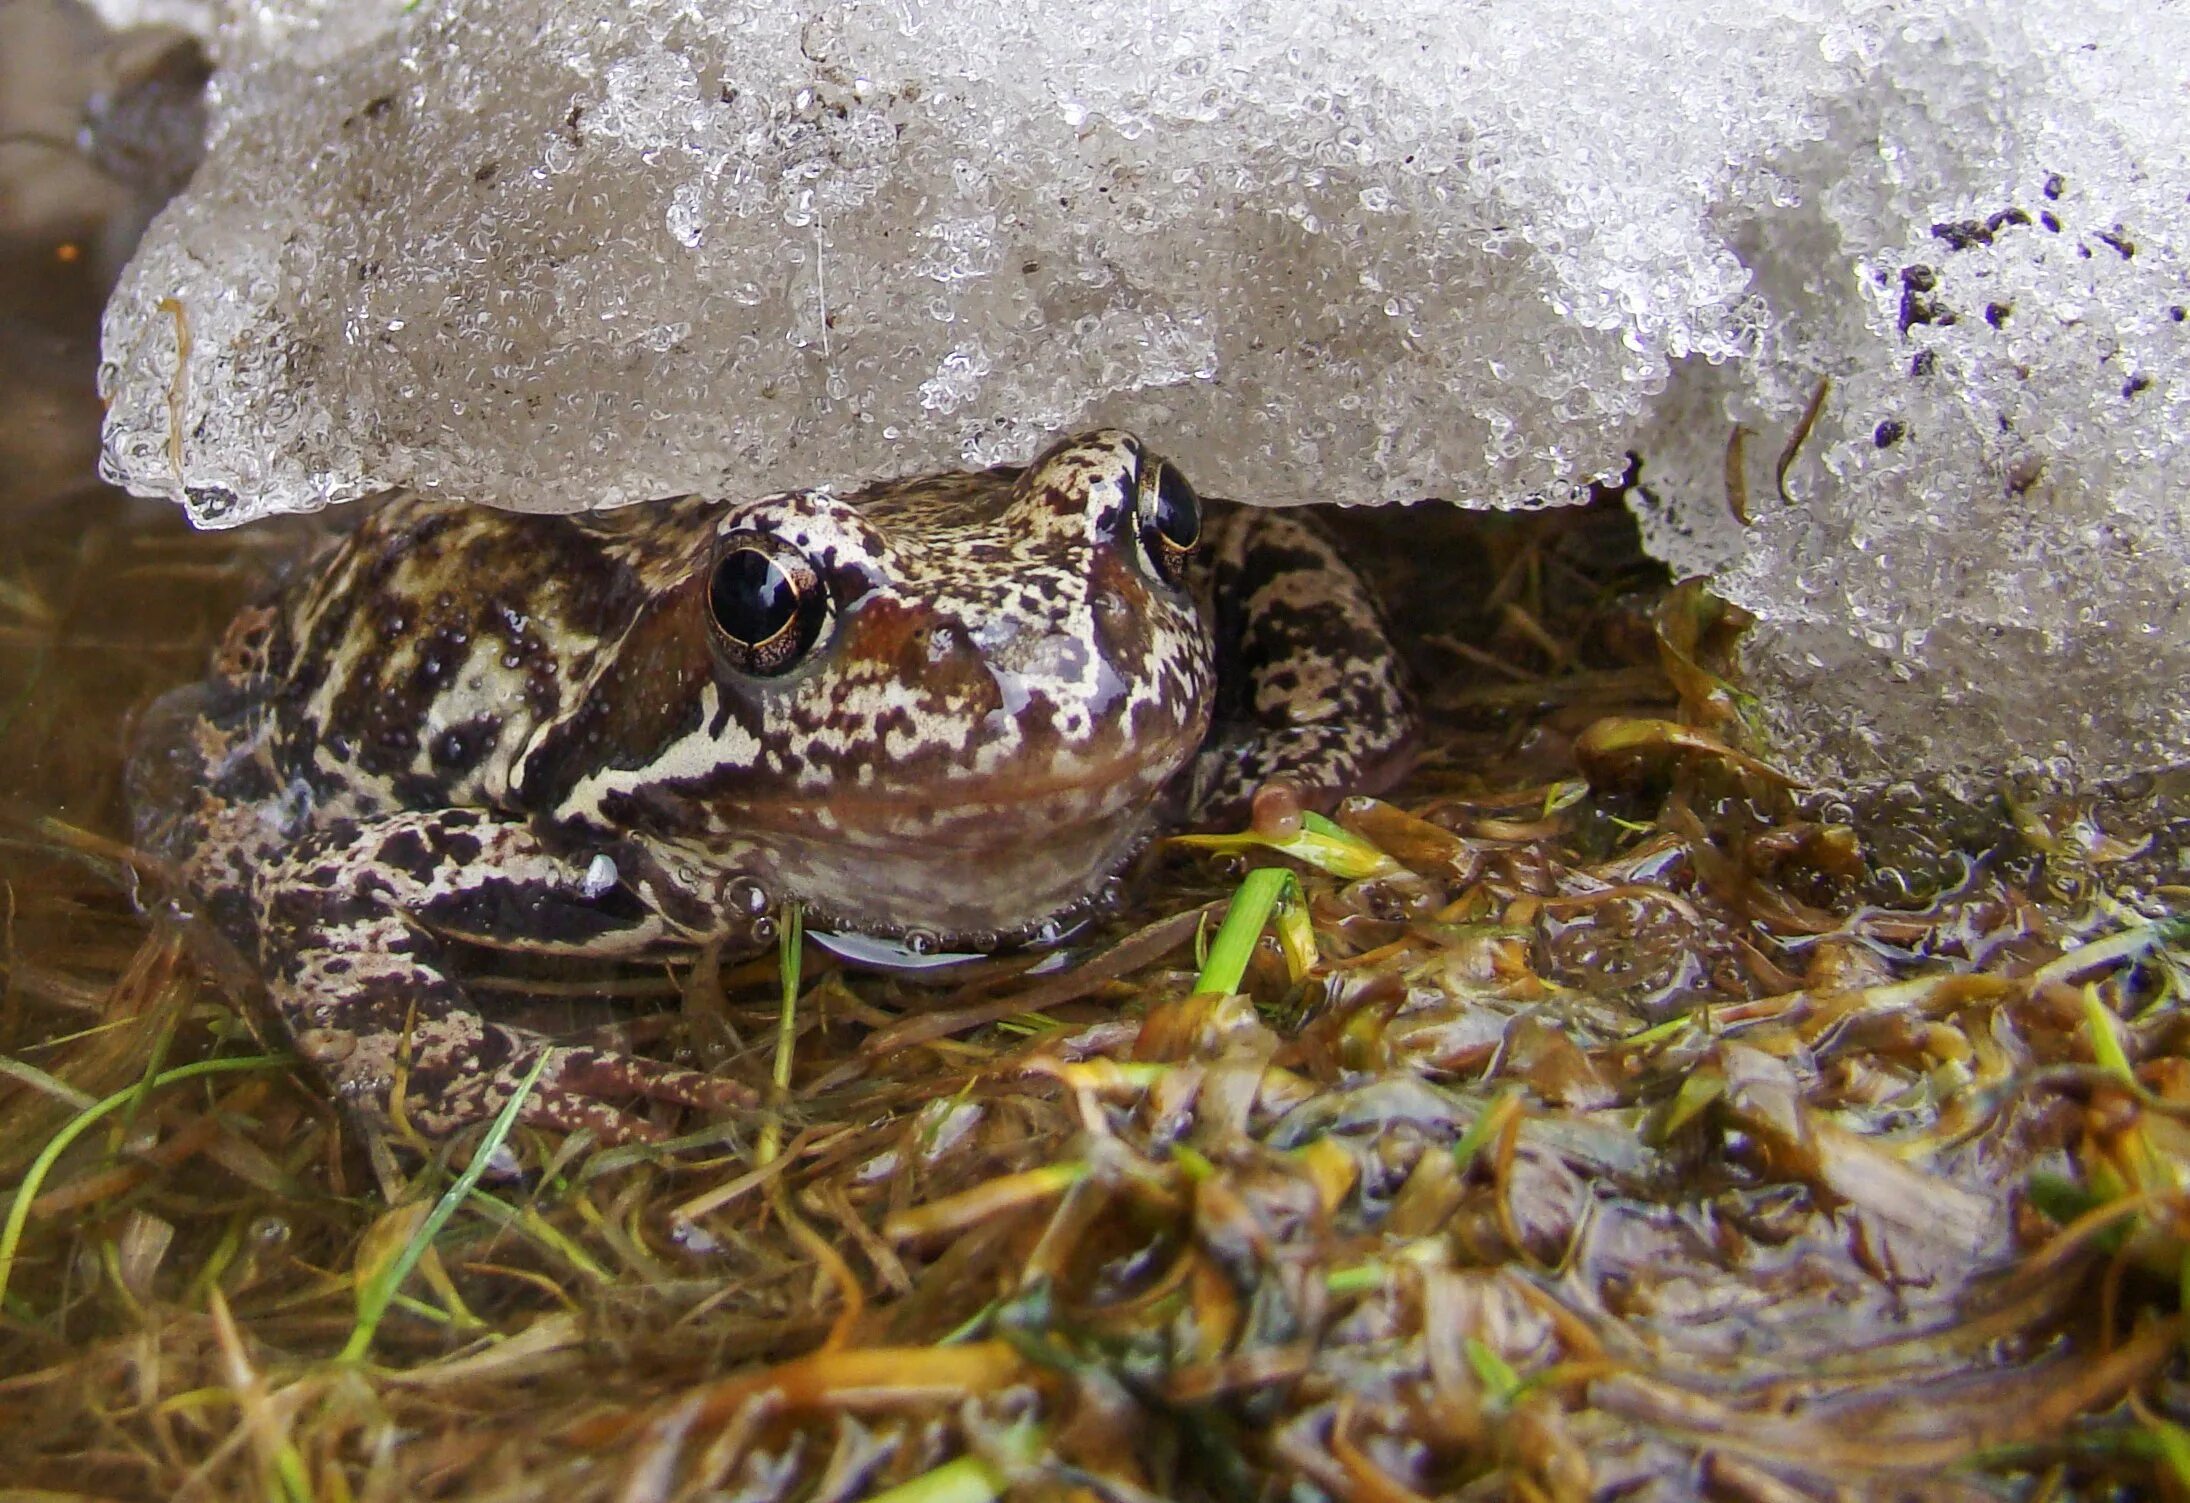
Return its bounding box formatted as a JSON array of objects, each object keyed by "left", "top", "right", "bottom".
[{"left": 724, "top": 753, "right": 1180, "bottom": 942}]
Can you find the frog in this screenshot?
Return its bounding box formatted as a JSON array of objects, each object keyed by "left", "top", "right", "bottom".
[{"left": 131, "top": 430, "right": 1416, "bottom": 1144}]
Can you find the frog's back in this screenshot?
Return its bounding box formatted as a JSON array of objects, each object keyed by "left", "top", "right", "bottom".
[
  {"left": 133, "top": 498, "right": 649, "bottom": 884},
  {"left": 247, "top": 497, "right": 724, "bottom": 820}
]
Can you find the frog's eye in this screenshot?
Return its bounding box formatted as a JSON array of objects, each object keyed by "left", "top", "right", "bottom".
[
  {"left": 707, "top": 533, "right": 830, "bottom": 677},
  {"left": 1134, "top": 454, "right": 1202, "bottom": 587}
]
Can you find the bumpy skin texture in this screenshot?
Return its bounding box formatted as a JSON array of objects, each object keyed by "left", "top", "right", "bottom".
[{"left": 133, "top": 431, "right": 1415, "bottom": 1142}]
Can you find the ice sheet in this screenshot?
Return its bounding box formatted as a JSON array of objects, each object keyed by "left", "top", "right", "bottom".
[{"left": 90, "top": 0, "right": 2190, "bottom": 786}]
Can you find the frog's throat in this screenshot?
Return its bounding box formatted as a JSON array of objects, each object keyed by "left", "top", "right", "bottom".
[
  {"left": 661, "top": 746, "right": 1178, "bottom": 941},
  {"left": 739, "top": 794, "right": 1161, "bottom": 944}
]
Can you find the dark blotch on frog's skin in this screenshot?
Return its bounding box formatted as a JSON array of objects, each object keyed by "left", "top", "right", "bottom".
[
  {"left": 416, "top": 872, "right": 654, "bottom": 948},
  {"left": 373, "top": 826, "right": 436, "bottom": 882},
  {"left": 136, "top": 429, "right": 1416, "bottom": 1143},
  {"left": 430, "top": 716, "right": 501, "bottom": 775}
]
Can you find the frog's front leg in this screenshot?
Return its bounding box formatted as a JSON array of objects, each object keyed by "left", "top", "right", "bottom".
[
  {"left": 1188, "top": 506, "right": 1418, "bottom": 821},
  {"left": 256, "top": 809, "right": 753, "bottom": 1143}
]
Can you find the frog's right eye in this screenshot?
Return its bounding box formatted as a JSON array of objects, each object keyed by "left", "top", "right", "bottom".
[
  {"left": 707, "top": 533, "right": 831, "bottom": 677},
  {"left": 1131, "top": 452, "right": 1202, "bottom": 589}
]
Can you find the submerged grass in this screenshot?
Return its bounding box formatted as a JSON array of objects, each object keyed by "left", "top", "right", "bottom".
[
  {"left": 0, "top": 1051, "right": 285, "bottom": 1312},
  {"left": 339, "top": 1047, "right": 551, "bottom": 1363},
  {"left": 1191, "top": 867, "right": 1295, "bottom": 998}
]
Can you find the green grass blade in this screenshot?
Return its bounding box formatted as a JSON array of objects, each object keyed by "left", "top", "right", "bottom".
[
  {"left": 0, "top": 1053, "right": 286, "bottom": 1311},
  {"left": 758, "top": 901, "right": 804, "bottom": 1169},
  {"left": 2082, "top": 984, "right": 2135, "bottom": 1084},
  {"left": 863, "top": 1420, "right": 1044, "bottom": 1503},
  {"left": 1452, "top": 1086, "right": 1522, "bottom": 1173},
  {"left": 1193, "top": 867, "right": 1295, "bottom": 996},
  {"left": 340, "top": 1048, "right": 552, "bottom": 1362},
  {"left": 1171, "top": 812, "right": 1402, "bottom": 881},
  {"left": 1463, "top": 1337, "right": 1522, "bottom": 1403},
  {"left": 775, "top": 900, "right": 804, "bottom": 1096}
]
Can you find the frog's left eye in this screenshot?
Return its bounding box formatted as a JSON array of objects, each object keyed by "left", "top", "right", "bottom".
[
  {"left": 707, "top": 533, "right": 831, "bottom": 677},
  {"left": 1134, "top": 455, "right": 1202, "bottom": 587}
]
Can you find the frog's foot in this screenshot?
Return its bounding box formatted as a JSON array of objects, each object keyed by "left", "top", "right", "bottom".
[
  {"left": 505, "top": 1042, "right": 755, "bottom": 1144},
  {"left": 262, "top": 809, "right": 751, "bottom": 1144},
  {"left": 1188, "top": 505, "right": 1419, "bottom": 823},
  {"left": 295, "top": 994, "right": 756, "bottom": 1145},
  {"left": 389, "top": 1026, "right": 751, "bottom": 1144}
]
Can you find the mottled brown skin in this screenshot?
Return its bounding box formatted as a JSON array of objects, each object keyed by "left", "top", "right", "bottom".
[{"left": 133, "top": 431, "right": 1415, "bottom": 1142}]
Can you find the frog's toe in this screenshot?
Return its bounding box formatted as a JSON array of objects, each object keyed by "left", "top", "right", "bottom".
[
  {"left": 518, "top": 1091, "right": 669, "bottom": 1145},
  {"left": 367, "top": 1026, "right": 752, "bottom": 1144},
  {"left": 545, "top": 1046, "right": 756, "bottom": 1113},
  {"left": 514, "top": 1044, "right": 755, "bottom": 1145}
]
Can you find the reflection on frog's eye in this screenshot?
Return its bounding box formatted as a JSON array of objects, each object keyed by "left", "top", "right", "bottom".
[
  {"left": 1133, "top": 453, "right": 1202, "bottom": 588},
  {"left": 707, "top": 533, "right": 830, "bottom": 677}
]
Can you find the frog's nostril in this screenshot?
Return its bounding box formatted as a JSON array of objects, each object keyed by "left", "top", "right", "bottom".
[
  {"left": 944, "top": 621, "right": 983, "bottom": 664},
  {"left": 909, "top": 619, "right": 980, "bottom": 668}
]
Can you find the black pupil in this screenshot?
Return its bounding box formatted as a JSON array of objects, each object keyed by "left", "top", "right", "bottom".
[
  {"left": 1151, "top": 463, "right": 1200, "bottom": 549},
  {"left": 710, "top": 547, "right": 797, "bottom": 645}
]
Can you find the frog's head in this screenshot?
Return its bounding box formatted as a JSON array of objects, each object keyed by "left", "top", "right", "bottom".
[{"left": 532, "top": 430, "right": 1218, "bottom": 942}]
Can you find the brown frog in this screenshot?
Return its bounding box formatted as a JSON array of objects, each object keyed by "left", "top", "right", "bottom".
[{"left": 132, "top": 431, "right": 1415, "bottom": 1142}]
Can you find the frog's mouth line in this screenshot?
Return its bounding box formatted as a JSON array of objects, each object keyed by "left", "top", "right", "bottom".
[
  {"left": 784, "top": 844, "right": 1138, "bottom": 954},
  {"left": 717, "top": 747, "right": 1192, "bottom": 855}
]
